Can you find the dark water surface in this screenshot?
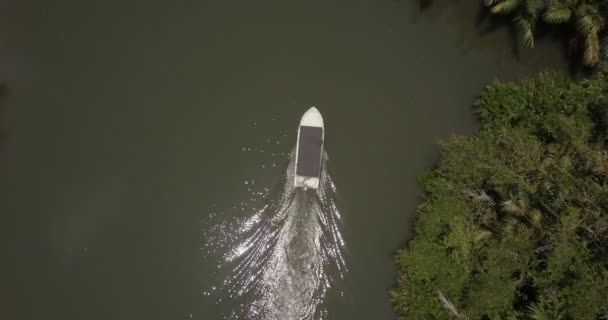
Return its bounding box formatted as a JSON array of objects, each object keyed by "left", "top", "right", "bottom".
[{"left": 0, "top": 0, "right": 567, "bottom": 319}]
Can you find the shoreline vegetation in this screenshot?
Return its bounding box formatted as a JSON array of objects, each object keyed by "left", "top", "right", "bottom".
[
  {"left": 392, "top": 72, "right": 608, "bottom": 319},
  {"left": 483, "top": 0, "right": 608, "bottom": 67}
]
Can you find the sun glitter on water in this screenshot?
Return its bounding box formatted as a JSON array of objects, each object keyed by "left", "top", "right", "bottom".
[{"left": 202, "top": 148, "right": 347, "bottom": 320}]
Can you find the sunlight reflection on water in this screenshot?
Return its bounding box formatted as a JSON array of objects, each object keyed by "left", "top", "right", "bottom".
[{"left": 202, "top": 149, "right": 347, "bottom": 320}]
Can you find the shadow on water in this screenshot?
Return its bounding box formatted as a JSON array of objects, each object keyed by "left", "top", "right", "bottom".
[
  {"left": 418, "top": 0, "right": 433, "bottom": 10},
  {"left": 405, "top": 0, "right": 522, "bottom": 57},
  {"left": 471, "top": 2, "right": 522, "bottom": 59}
]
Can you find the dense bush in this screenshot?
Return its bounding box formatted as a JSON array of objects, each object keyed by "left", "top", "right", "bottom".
[{"left": 392, "top": 72, "right": 608, "bottom": 319}]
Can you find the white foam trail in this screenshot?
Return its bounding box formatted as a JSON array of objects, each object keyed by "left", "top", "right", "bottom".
[{"left": 203, "top": 150, "right": 347, "bottom": 320}]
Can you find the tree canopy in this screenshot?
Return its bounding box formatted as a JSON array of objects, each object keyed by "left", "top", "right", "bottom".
[{"left": 392, "top": 72, "right": 608, "bottom": 319}]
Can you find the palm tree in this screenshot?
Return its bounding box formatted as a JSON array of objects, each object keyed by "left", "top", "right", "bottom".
[
  {"left": 572, "top": 2, "right": 605, "bottom": 65},
  {"left": 486, "top": 0, "right": 608, "bottom": 66},
  {"left": 485, "top": 0, "right": 546, "bottom": 47}
]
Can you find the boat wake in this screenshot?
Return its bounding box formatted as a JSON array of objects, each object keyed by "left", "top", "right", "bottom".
[{"left": 202, "top": 150, "right": 347, "bottom": 320}]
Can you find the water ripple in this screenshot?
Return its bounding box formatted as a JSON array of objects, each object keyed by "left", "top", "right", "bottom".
[{"left": 203, "top": 150, "right": 347, "bottom": 320}]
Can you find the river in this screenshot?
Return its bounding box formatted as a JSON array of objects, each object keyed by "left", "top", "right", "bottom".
[{"left": 0, "top": 0, "right": 567, "bottom": 319}]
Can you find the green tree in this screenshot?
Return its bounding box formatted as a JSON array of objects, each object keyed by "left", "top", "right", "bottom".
[{"left": 392, "top": 72, "right": 608, "bottom": 319}]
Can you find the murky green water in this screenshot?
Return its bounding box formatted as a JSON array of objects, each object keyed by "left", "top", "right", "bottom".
[{"left": 0, "top": 1, "right": 567, "bottom": 319}]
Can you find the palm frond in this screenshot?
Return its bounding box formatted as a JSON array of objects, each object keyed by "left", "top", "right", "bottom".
[
  {"left": 542, "top": 144, "right": 561, "bottom": 167},
  {"left": 577, "top": 3, "right": 599, "bottom": 18},
  {"left": 575, "top": 4, "right": 605, "bottom": 35},
  {"left": 491, "top": 0, "right": 520, "bottom": 14},
  {"left": 526, "top": 303, "right": 550, "bottom": 320},
  {"left": 544, "top": 5, "right": 573, "bottom": 23},
  {"left": 501, "top": 199, "right": 527, "bottom": 216},
  {"left": 466, "top": 190, "right": 496, "bottom": 207},
  {"left": 576, "top": 14, "right": 597, "bottom": 34},
  {"left": 583, "top": 32, "right": 601, "bottom": 66},
  {"left": 529, "top": 209, "right": 543, "bottom": 228},
  {"left": 525, "top": 0, "right": 546, "bottom": 18},
  {"left": 474, "top": 229, "right": 493, "bottom": 242},
  {"left": 437, "top": 290, "right": 470, "bottom": 320},
  {"left": 601, "top": 35, "right": 608, "bottom": 59},
  {"left": 514, "top": 16, "right": 536, "bottom": 47}
]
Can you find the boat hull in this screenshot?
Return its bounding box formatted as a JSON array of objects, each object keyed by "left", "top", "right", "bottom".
[{"left": 294, "top": 107, "right": 324, "bottom": 189}]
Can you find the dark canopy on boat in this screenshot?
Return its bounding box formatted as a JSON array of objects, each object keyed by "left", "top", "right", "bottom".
[{"left": 296, "top": 126, "right": 323, "bottom": 178}]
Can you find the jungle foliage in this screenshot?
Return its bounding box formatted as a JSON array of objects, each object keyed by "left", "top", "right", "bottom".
[{"left": 392, "top": 72, "right": 608, "bottom": 319}]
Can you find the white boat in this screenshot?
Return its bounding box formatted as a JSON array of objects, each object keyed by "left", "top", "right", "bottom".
[{"left": 294, "top": 107, "right": 324, "bottom": 189}]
